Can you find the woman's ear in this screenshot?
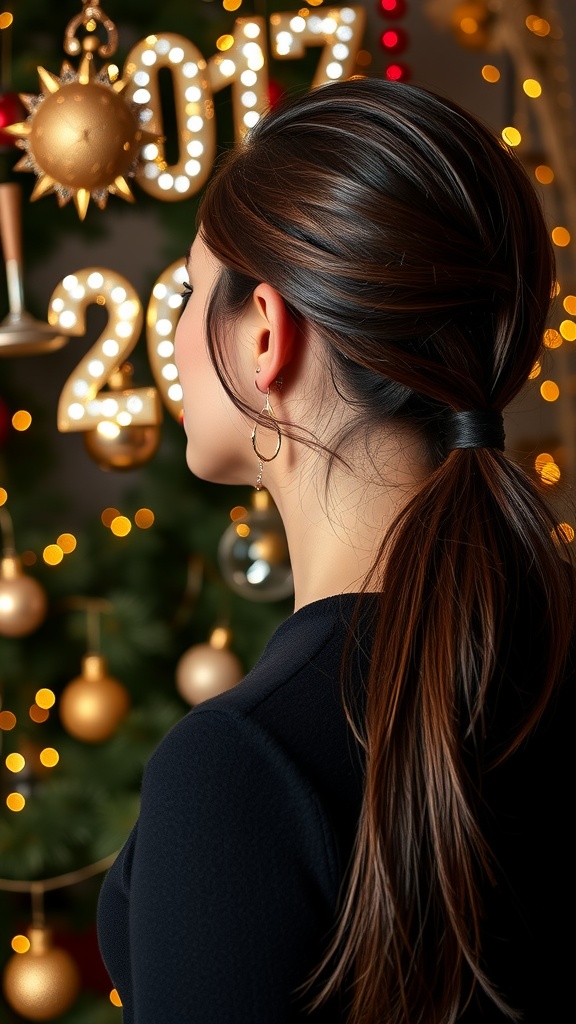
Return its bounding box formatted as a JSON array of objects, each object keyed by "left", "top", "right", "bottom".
[{"left": 249, "top": 283, "right": 297, "bottom": 392}]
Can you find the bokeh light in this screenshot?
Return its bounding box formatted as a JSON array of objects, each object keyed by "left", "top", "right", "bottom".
[
  {"left": 35, "top": 688, "right": 56, "bottom": 710},
  {"left": 57, "top": 533, "right": 77, "bottom": 553},
  {"left": 101, "top": 507, "right": 120, "bottom": 527},
  {"left": 135, "top": 508, "right": 155, "bottom": 529},
  {"left": 5, "top": 753, "right": 25, "bottom": 773},
  {"left": 535, "top": 165, "right": 554, "bottom": 185},
  {"left": 0, "top": 710, "right": 16, "bottom": 730},
  {"left": 43, "top": 544, "right": 64, "bottom": 565},
  {"left": 6, "top": 793, "right": 25, "bottom": 812},
  {"left": 540, "top": 380, "right": 560, "bottom": 402},
  {"left": 12, "top": 410, "right": 32, "bottom": 431},
  {"left": 11, "top": 935, "right": 31, "bottom": 954},
  {"left": 40, "top": 747, "right": 60, "bottom": 768},
  {"left": 111, "top": 516, "right": 132, "bottom": 537},
  {"left": 481, "top": 64, "right": 500, "bottom": 82}
]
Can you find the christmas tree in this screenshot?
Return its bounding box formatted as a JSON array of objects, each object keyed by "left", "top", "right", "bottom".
[{"left": 0, "top": 0, "right": 574, "bottom": 1020}]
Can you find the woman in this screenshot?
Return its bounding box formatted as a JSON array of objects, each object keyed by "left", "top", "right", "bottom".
[{"left": 98, "top": 79, "right": 574, "bottom": 1023}]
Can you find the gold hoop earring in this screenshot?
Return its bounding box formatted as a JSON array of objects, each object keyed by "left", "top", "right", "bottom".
[{"left": 251, "top": 388, "right": 281, "bottom": 491}]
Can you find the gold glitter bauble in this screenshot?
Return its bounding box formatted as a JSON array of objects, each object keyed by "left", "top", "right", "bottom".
[
  {"left": 31, "top": 81, "right": 140, "bottom": 192},
  {"left": 176, "top": 629, "right": 243, "bottom": 706},
  {"left": 2, "top": 927, "right": 80, "bottom": 1021},
  {"left": 5, "top": 53, "right": 158, "bottom": 219},
  {"left": 59, "top": 654, "right": 130, "bottom": 742},
  {"left": 0, "top": 556, "right": 48, "bottom": 637},
  {"left": 83, "top": 421, "right": 161, "bottom": 470}
]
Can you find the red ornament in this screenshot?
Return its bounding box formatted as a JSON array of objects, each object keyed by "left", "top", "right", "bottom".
[
  {"left": 268, "top": 80, "right": 285, "bottom": 109},
  {"left": 379, "top": 0, "right": 407, "bottom": 16},
  {"left": 380, "top": 28, "right": 409, "bottom": 53},
  {"left": 0, "top": 91, "right": 26, "bottom": 150},
  {"left": 385, "top": 62, "right": 411, "bottom": 81}
]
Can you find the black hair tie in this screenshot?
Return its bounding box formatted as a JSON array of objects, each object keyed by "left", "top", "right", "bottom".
[{"left": 445, "top": 410, "right": 505, "bottom": 452}]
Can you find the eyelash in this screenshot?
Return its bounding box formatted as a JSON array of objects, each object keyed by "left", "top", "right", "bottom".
[{"left": 180, "top": 282, "right": 193, "bottom": 310}]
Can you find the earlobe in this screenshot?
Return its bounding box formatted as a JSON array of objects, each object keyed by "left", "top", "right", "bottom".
[{"left": 251, "top": 283, "right": 296, "bottom": 392}]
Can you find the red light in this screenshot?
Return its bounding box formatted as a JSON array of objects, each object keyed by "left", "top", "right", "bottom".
[
  {"left": 385, "top": 62, "right": 411, "bottom": 81},
  {"left": 380, "top": 27, "right": 408, "bottom": 52},
  {"left": 379, "top": 0, "right": 407, "bottom": 15}
]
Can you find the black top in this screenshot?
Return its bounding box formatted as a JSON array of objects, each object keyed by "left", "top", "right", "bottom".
[{"left": 97, "top": 593, "right": 572, "bottom": 1022}]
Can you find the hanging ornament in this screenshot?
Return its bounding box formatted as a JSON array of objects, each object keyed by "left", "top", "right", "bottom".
[
  {"left": 2, "top": 926, "right": 80, "bottom": 1021},
  {"left": 3, "top": 1, "right": 159, "bottom": 220},
  {"left": 176, "top": 627, "right": 243, "bottom": 706},
  {"left": 218, "top": 489, "right": 293, "bottom": 602},
  {"left": 83, "top": 363, "right": 161, "bottom": 470},
  {"left": 0, "top": 508, "right": 48, "bottom": 637},
  {"left": 60, "top": 653, "right": 129, "bottom": 742}
]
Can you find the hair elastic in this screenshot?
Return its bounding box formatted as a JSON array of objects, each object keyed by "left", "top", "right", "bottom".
[{"left": 445, "top": 410, "right": 505, "bottom": 452}]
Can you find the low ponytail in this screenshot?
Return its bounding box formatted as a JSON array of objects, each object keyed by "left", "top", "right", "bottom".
[
  {"left": 198, "top": 79, "right": 575, "bottom": 1023},
  {"left": 298, "top": 443, "right": 575, "bottom": 1022}
]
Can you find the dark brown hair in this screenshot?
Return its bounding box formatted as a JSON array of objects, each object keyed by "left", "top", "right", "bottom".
[{"left": 198, "top": 80, "right": 575, "bottom": 1023}]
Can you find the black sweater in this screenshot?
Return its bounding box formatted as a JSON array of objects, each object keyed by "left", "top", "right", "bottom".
[{"left": 97, "top": 593, "right": 572, "bottom": 1022}]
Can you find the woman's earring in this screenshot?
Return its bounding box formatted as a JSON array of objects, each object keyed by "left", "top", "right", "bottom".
[{"left": 251, "top": 388, "right": 281, "bottom": 491}]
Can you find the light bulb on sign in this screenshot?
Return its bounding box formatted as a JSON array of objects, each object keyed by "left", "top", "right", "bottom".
[{"left": 146, "top": 260, "right": 186, "bottom": 421}]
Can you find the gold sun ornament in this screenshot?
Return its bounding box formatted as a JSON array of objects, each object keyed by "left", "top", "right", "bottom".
[{"left": 4, "top": 2, "right": 160, "bottom": 220}]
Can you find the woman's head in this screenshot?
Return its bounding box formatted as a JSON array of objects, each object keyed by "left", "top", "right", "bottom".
[{"left": 195, "top": 79, "right": 554, "bottom": 474}]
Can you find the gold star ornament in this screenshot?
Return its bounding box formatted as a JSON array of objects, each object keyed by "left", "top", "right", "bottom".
[{"left": 4, "top": 3, "right": 160, "bottom": 220}]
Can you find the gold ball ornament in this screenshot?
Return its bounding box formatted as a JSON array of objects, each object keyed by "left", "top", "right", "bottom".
[
  {"left": 59, "top": 654, "right": 130, "bottom": 742},
  {"left": 83, "top": 362, "right": 161, "bottom": 470},
  {"left": 4, "top": 48, "right": 159, "bottom": 220},
  {"left": 83, "top": 421, "right": 160, "bottom": 470},
  {"left": 2, "top": 927, "right": 80, "bottom": 1021},
  {"left": 176, "top": 628, "right": 243, "bottom": 706},
  {"left": 218, "top": 489, "right": 293, "bottom": 602},
  {"left": 0, "top": 556, "right": 48, "bottom": 637},
  {"left": 31, "top": 80, "right": 139, "bottom": 190}
]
